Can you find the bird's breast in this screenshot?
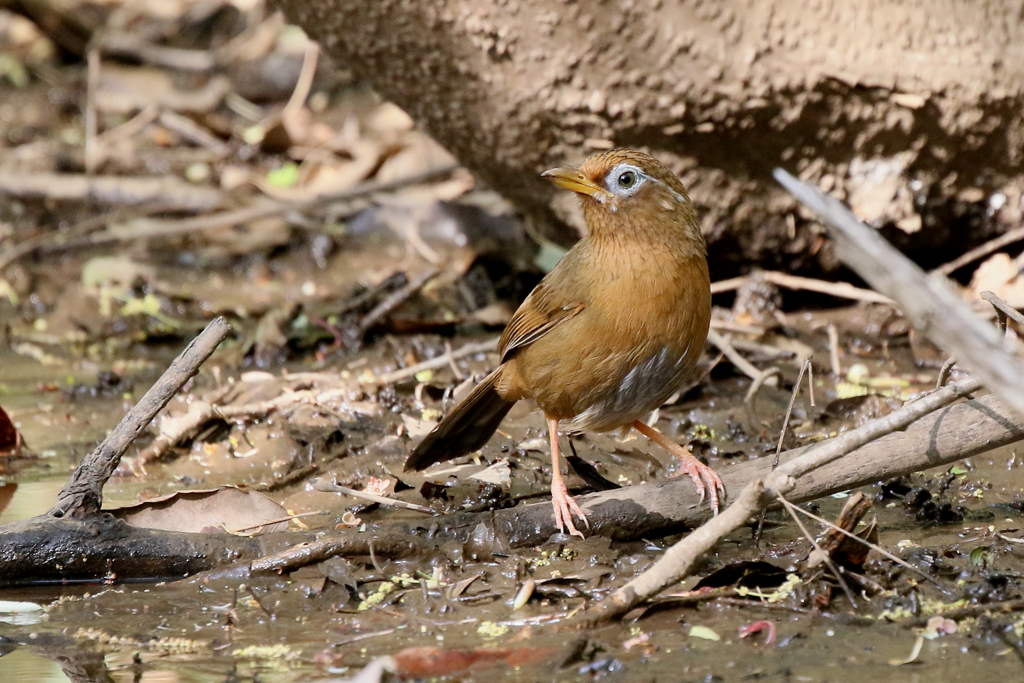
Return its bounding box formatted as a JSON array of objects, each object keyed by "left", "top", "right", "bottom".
[{"left": 500, "top": 251, "right": 710, "bottom": 432}]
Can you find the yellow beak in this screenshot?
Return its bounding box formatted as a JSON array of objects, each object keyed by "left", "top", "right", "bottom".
[{"left": 541, "top": 167, "right": 613, "bottom": 200}]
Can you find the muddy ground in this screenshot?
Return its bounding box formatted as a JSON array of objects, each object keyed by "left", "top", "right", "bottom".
[{"left": 2, "top": 2, "right": 1024, "bottom": 682}]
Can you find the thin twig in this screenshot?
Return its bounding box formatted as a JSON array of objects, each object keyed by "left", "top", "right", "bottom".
[
  {"left": 310, "top": 476, "right": 436, "bottom": 515},
  {"left": 981, "top": 290, "right": 1024, "bottom": 329},
  {"left": 710, "top": 271, "right": 894, "bottom": 305},
  {"left": 708, "top": 329, "right": 778, "bottom": 386},
  {"left": 933, "top": 225, "right": 1024, "bottom": 276},
  {"left": 936, "top": 358, "right": 957, "bottom": 389},
  {"left": 84, "top": 49, "right": 100, "bottom": 174},
  {"left": 228, "top": 510, "right": 328, "bottom": 534},
  {"left": 283, "top": 40, "right": 319, "bottom": 117},
  {"left": 776, "top": 494, "right": 857, "bottom": 608},
  {"left": 774, "top": 358, "right": 811, "bottom": 468},
  {"left": 826, "top": 324, "right": 842, "bottom": 377},
  {"left": 358, "top": 267, "right": 440, "bottom": 333},
  {"left": 756, "top": 357, "right": 810, "bottom": 546},
  {"left": 376, "top": 337, "right": 499, "bottom": 384}
]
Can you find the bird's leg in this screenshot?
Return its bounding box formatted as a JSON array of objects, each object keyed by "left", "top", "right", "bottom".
[
  {"left": 547, "top": 416, "right": 589, "bottom": 538},
  {"left": 632, "top": 419, "right": 725, "bottom": 513}
]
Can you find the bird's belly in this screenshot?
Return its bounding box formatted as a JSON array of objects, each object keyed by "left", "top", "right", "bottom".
[{"left": 509, "top": 337, "right": 694, "bottom": 433}]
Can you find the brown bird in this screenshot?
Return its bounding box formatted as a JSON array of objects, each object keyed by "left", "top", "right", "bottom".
[{"left": 405, "top": 149, "right": 723, "bottom": 537}]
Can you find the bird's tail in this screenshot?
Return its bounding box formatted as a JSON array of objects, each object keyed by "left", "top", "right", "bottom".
[{"left": 405, "top": 370, "right": 515, "bottom": 471}]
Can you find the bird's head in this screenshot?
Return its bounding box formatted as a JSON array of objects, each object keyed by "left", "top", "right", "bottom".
[{"left": 542, "top": 149, "right": 703, "bottom": 250}]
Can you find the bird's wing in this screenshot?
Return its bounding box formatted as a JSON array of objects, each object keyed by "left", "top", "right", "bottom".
[{"left": 498, "top": 283, "right": 584, "bottom": 363}]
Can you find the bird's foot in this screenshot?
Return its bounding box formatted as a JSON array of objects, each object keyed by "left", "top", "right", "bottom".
[
  {"left": 670, "top": 452, "right": 726, "bottom": 514},
  {"left": 550, "top": 478, "right": 589, "bottom": 538}
]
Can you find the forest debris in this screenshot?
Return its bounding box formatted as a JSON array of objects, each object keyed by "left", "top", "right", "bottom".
[
  {"left": 376, "top": 337, "right": 499, "bottom": 384},
  {"left": 0, "top": 172, "right": 224, "bottom": 211},
  {"left": 774, "top": 167, "right": 1024, "bottom": 420},
  {"left": 110, "top": 486, "right": 289, "bottom": 534},
  {"left": 968, "top": 253, "right": 1024, "bottom": 308},
  {"left": 805, "top": 491, "right": 874, "bottom": 570},
  {"left": 0, "top": 405, "right": 22, "bottom": 456},
  {"left": 49, "top": 317, "right": 232, "bottom": 518},
  {"left": 310, "top": 476, "right": 436, "bottom": 515},
  {"left": 933, "top": 225, "right": 1024, "bottom": 276},
  {"left": 712, "top": 270, "right": 897, "bottom": 305},
  {"left": 576, "top": 374, "right": 988, "bottom": 625}
]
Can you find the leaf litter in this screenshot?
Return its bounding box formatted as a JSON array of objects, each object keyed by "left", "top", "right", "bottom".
[{"left": 0, "top": 1, "right": 1023, "bottom": 681}]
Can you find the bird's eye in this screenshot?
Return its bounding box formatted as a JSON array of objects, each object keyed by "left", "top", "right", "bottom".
[{"left": 616, "top": 171, "right": 638, "bottom": 189}]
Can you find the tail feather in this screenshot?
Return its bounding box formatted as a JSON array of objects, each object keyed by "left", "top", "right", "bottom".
[{"left": 405, "top": 370, "right": 515, "bottom": 471}]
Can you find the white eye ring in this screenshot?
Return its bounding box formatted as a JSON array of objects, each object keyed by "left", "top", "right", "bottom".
[{"left": 605, "top": 164, "right": 646, "bottom": 196}]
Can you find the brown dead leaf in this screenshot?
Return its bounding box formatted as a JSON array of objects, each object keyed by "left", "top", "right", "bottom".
[
  {"left": 0, "top": 405, "right": 21, "bottom": 456},
  {"left": 109, "top": 486, "right": 288, "bottom": 534},
  {"left": 967, "top": 252, "right": 1024, "bottom": 308}
]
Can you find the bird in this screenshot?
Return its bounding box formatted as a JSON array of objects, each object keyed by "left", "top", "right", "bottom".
[{"left": 405, "top": 149, "right": 723, "bottom": 537}]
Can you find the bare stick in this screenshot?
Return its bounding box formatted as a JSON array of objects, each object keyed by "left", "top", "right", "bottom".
[
  {"left": 358, "top": 267, "right": 440, "bottom": 333},
  {"left": 84, "top": 49, "right": 100, "bottom": 174},
  {"left": 936, "top": 358, "right": 957, "bottom": 389},
  {"left": 826, "top": 323, "right": 842, "bottom": 377},
  {"left": 283, "top": 40, "right": 319, "bottom": 117},
  {"left": 773, "top": 375, "right": 981, "bottom": 486},
  {"left": 376, "top": 337, "right": 499, "bottom": 384},
  {"left": 577, "top": 480, "right": 765, "bottom": 625},
  {"left": 776, "top": 493, "right": 857, "bottom": 607},
  {"left": 48, "top": 318, "right": 232, "bottom": 518},
  {"left": 711, "top": 271, "right": 894, "bottom": 305},
  {"left": 0, "top": 173, "right": 224, "bottom": 212},
  {"left": 574, "top": 374, "right": 985, "bottom": 624},
  {"left": 774, "top": 168, "right": 1024, "bottom": 420},
  {"left": 310, "top": 477, "right": 436, "bottom": 515},
  {"left": 774, "top": 358, "right": 811, "bottom": 468},
  {"left": 707, "top": 329, "right": 778, "bottom": 386},
  {"left": 981, "top": 291, "right": 1024, "bottom": 329},
  {"left": 933, "top": 225, "right": 1024, "bottom": 276}
]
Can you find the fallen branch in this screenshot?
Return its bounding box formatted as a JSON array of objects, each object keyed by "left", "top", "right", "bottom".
[
  {"left": 774, "top": 168, "right": 1024, "bottom": 420},
  {"left": 49, "top": 317, "right": 232, "bottom": 518},
  {"left": 711, "top": 271, "right": 894, "bottom": 305},
  {"left": 0, "top": 388, "right": 1017, "bottom": 585},
  {"left": 0, "top": 172, "right": 224, "bottom": 212},
  {"left": 572, "top": 375, "right": 986, "bottom": 624}
]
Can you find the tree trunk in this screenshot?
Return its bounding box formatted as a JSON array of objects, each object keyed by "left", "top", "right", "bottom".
[{"left": 272, "top": 0, "right": 1024, "bottom": 273}]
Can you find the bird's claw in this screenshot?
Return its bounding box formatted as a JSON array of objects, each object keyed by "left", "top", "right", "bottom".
[
  {"left": 672, "top": 456, "right": 726, "bottom": 515},
  {"left": 551, "top": 479, "right": 589, "bottom": 538}
]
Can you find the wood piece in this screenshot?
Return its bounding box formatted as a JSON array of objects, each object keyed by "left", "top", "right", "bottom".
[
  {"left": 0, "top": 172, "right": 224, "bottom": 211},
  {"left": 774, "top": 168, "right": 1024, "bottom": 421},
  {"left": 49, "top": 318, "right": 232, "bottom": 519}
]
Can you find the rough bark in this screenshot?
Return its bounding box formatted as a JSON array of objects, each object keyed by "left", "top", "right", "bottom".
[{"left": 272, "top": 0, "right": 1024, "bottom": 271}]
